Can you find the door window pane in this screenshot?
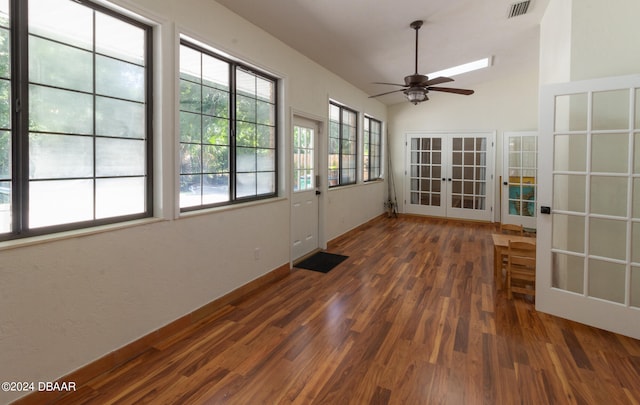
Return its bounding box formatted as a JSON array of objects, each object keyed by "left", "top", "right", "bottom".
[
  {"left": 589, "top": 218, "right": 627, "bottom": 261},
  {"left": 590, "top": 176, "right": 627, "bottom": 217},
  {"left": 636, "top": 89, "right": 640, "bottom": 129},
  {"left": 553, "top": 175, "right": 585, "bottom": 212},
  {"left": 555, "top": 93, "right": 588, "bottom": 132},
  {"left": 554, "top": 134, "right": 586, "bottom": 172},
  {"left": 552, "top": 253, "right": 584, "bottom": 294},
  {"left": 293, "top": 125, "right": 314, "bottom": 192},
  {"left": 632, "top": 266, "right": 640, "bottom": 308},
  {"left": 632, "top": 222, "right": 640, "bottom": 263},
  {"left": 592, "top": 133, "right": 629, "bottom": 173},
  {"left": 634, "top": 179, "right": 640, "bottom": 218},
  {"left": 635, "top": 134, "right": 640, "bottom": 173},
  {"left": 553, "top": 213, "right": 585, "bottom": 253},
  {"left": 592, "top": 89, "right": 629, "bottom": 131},
  {"left": 588, "top": 259, "right": 625, "bottom": 304}
]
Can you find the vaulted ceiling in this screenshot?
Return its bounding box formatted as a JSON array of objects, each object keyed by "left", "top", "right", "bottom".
[{"left": 214, "top": 0, "right": 549, "bottom": 105}]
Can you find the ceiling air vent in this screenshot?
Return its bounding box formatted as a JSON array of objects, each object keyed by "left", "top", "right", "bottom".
[{"left": 508, "top": 0, "right": 531, "bottom": 18}]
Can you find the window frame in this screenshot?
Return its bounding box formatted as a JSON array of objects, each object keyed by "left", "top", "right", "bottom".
[
  {"left": 178, "top": 39, "right": 279, "bottom": 212},
  {"left": 1, "top": 0, "right": 154, "bottom": 241},
  {"left": 328, "top": 101, "right": 358, "bottom": 188},
  {"left": 363, "top": 115, "right": 383, "bottom": 182}
]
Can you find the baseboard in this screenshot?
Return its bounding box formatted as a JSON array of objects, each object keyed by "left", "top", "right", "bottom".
[{"left": 11, "top": 263, "right": 291, "bottom": 405}]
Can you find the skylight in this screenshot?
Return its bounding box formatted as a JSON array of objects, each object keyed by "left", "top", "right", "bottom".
[{"left": 427, "top": 57, "right": 492, "bottom": 78}]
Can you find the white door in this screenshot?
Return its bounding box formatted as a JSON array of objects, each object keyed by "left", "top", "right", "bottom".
[
  {"left": 538, "top": 74, "right": 640, "bottom": 339},
  {"left": 502, "top": 131, "right": 537, "bottom": 229},
  {"left": 405, "top": 132, "right": 495, "bottom": 222},
  {"left": 292, "top": 116, "right": 320, "bottom": 260},
  {"left": 405, "top": 135, "right": 446, "bottom": 217}
]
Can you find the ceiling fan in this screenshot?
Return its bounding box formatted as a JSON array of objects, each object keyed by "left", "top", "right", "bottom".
[{"left": 369, "top": 20, "right": 474, "bottom": 104}]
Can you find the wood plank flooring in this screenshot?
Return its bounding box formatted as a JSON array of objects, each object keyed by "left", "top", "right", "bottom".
[{"left": 52, "top": 215, "right": 640, "bottom": 404}]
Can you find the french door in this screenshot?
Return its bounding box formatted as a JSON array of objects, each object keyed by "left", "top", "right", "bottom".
[
  {"left": 405, "top": 132, "right": 495, "bottom": 222},
  {"left": 502, "top": 131, "right": 538, "bottom": 229},
  {"left": 538, "top": 74, "right": 640, "bottom": 339}
]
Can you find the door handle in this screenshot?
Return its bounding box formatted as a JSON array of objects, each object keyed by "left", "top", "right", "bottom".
[
  {"left": 503, "top": 181, "right": 508, "bottom": 186},
  {"left": 315, "top": 190, "right": 321, "bottom": 196},
  {"left": 541, "top": 206, "right": 551, "bottom": 214}
]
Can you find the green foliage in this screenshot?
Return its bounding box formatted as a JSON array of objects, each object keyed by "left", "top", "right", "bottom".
[
  {"left": 179, "top": 76, "right": 276, "bottom": 190},
  {"left": 0, "top": 26, "right": 9, "bottom": 180}
]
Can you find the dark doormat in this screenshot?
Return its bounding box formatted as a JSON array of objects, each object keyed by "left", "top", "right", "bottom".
[{"left": 295, "top": 252, "right": 348, "bottom": 273}]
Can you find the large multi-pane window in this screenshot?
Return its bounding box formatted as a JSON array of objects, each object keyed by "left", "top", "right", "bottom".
[
  {"left": 328, "top": 102, "right": 357, "bottom": 187},
  {"left": 179, "top": 41, "right": 277, "bottom": 210},
  {"left": 0, "top": 0, "right": 152, "bottom": 240},
  {"left": 364, "top": 116, "right": 382, "bottom": 181}
]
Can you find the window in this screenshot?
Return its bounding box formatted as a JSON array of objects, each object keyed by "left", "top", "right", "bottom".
[
  {"left": 0, "top": 0, "right": 152, "bottom": 241},
  {"left": 293, "top": 124, "right": 314, "bottom": 192},
  {"left": 328, "top": 102, "right": 357, "bottom": 187},
  {"left": 364, "top": 116, "right": 382, "bottom": 181},
  {"left": 179, "top": 41, "right": 278, "bottom": 210}
]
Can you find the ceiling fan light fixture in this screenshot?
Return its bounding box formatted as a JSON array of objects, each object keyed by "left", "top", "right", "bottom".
[
  {"left": 369, "top": 19, "right": 475, "bottom": 103},
  {"left": 405, "top": 87, "right": 428, "bottom": 105}
]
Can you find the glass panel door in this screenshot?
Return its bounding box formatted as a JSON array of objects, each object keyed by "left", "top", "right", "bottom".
[
  {"left": 538, "top": 75, "right": 640, "bottom": 340},
  {"left": 447, "top": 134, "right": 493, "bottom": 221},
  {"left": 502, "top": 131, "right": 537, "bottom": 229},
  {"left": 405, "top": 136, "right": 445, "bottom": 217},
  {"left": 405, "top": 132, "right": 494, "bottom": 221}
]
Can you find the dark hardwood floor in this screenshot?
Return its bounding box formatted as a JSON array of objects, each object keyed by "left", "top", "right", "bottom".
[{"left": 52, "top": 215, "right": 640, "bottom": 404}]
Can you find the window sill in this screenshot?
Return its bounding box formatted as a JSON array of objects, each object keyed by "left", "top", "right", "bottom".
[
  {"left": 328, "top": 180, "right": 384, "bottom": 192},
  {"left": 0, "top": 217, "right": 166, "bottom": 252},
  {"left": 178, "top": 196, "right": 288, "bottom": 219}
]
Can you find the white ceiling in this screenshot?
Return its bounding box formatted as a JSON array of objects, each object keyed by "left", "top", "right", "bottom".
[{"left": 214, "top": 0, "right": 549, "bottom": 105}]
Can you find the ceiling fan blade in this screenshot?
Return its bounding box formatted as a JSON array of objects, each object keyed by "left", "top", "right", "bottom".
[
  {"left": 369, "top": 88, "right": 405, "bottom": 98},
  {"left": 428, "top": 86, "right": 475, "bottom": 95},
  {"left": 373, "top": 82, "right": 408, "bottom": 87},
  {"left": 423, "top": 76, "right": 454, "bottom": 86}
]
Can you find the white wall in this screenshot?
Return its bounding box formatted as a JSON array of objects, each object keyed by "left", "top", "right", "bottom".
[
  {"left": 539, "top": 0, "right": 572, "bottom": 85},
  {"left": 570, "top": 0, "right": 640, "bottom": 81},
  {"left": 540, "top": 0, "right": 640, "bottom": 86},
  {"left": 387, "top": 66, "right": 540, "bottom": 216},
  {"left": 0, "top": 1, "right": 386, "bottom": 403}
]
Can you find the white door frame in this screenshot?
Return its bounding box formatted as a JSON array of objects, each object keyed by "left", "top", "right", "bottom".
[
  {"left": 538, "top": 74, "right": 640, "bottom": 339},
  {"left": 290, "top": 110, "right": 326, "bottom": 264}
]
